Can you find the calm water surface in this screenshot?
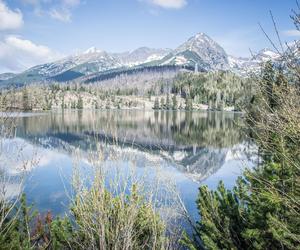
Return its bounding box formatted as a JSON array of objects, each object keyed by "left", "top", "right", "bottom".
[{"left": 2, "top": 110, "right": 255, "bottom": 219}]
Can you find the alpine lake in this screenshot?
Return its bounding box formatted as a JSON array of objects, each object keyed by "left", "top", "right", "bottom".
[{"left": 1, "top": 109, "right": 255, "bottom": 220}]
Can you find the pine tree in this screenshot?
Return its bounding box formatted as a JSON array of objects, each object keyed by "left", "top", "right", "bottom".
[
  {"left": 185, "top": 96, "right": 193, "bottom": 111},
  {"left": 117, "top": 100, "right": 121, "bottom": 109},
  {"left": 1, "top": 95, "right": 7, "bottom": 111},
  {"left": 172, "top": 95, "right": 178, "bottom": 110},
  {"left": 22, "top": 87, "right": 31, "bottom": 111},
  {"left": 262, "top": 60, "right": 276, "bottom": 110},
  {"left": 160, "top": 84, "right": 164, "bottom": 94},
  {"left": 71, "top": 101, "right": 76, "bottom": 109},
  {"left": 61, "top": 94, "right": 65, "bottom": 109},
  {"left": 275, "top": 69, "right": 288, "bottom": 88},
  {"left": 166, "top": 93, "right": 171, "bottom": 110},
  {"left": 182, "top": 60, "right": 300, "bottom": 250},
  {"left": 153, "top": 97, "right": 160, "bottom": 110},
  {"left": 77, "top": 96, "right": 83, "bottom": 109},
  {"left": 208, "top": 97, "right": 213, "bottom": 110},
  {"left": 219, "top": 92, "right": 226, "bottom": 111},
  {"left": 160, "top": 97, "right": 165, "bottom": 110},
  {"left": 106, "top": 99, "right": 111, "bottom": 109}
]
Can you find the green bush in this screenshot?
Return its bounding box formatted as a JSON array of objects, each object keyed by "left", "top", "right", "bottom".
[
  {"left": 182, "top": 61, "right": 300, "bottom": 249},
  {"left": 0, "top": 183, "right": 168, "bottom": 249}
]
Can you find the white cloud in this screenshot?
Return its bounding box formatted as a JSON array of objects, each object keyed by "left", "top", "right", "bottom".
[
  {"left": 49, "top": 0, "right": 81, "bottom": 22},
  {"left": 49, "top": 7, "right": 71, "bottom": 22},
  {"left": 0, "top": 0, "right": 24, "bottom": 30},
  {"left": 283, "top": 29, "right": 300, "bottom": 37},
  {"left": 0, "top": 35, "right": 62, "bottom": 73},
  {"left": 21, "top": 0, "right": 81, "bottom": 22},
  {"left": 152, "top": 0, "right": 186, "bottom": 9},
  {"left": 144, "top": 0, "right": 187, "bottom": 9},
  {"left": 22, "top": 0, "right": 80, "bottom": 7}
]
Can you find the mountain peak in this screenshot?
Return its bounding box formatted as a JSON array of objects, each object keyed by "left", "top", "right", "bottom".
[
  {"left": 254, "top": 48, "right": 280, "bottom": 61},
  {"left": 258, "top": 48, "right": 276, "bottom": 55},
  {"left": 2, "top": 32, "right": 289, "bottom": 86},
  {"left": 179, "top": 32, "right": 221, "bottom": 52},
  {"left": 189, "top": 32, "right": 214, "bottom": 43},
  {"left": 170, "top": 32, "right": 229, "bottom": 70},
  {"left": 194, "top": 32, "right": 209, "bottom": 38},
  {"left": 133, "top": 46, "right": 151, "bottom": 51},
  {"left": 113, "top": 47, "right": 171, "bottom": 66},
  {"left": 84, "top": 47, "right": 103, "bottom": 54}
]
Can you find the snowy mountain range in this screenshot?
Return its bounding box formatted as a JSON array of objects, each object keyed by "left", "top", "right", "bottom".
[
  {"left": 45, "top": 47, "right": 122, "bottom": 77},
  {"left": 0, "top": 32, "right": 289, "bottom": 87},
  {"left": 112, "top": 47, "right": 171, "bottom": 66},
  {"left": 0, "top": 73, "right": 16, "bottom": 81},
  {"left": 228, "top": 48, "right": 281, "bottom": 75}
]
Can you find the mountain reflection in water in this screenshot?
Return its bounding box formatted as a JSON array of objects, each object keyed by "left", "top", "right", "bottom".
[{"left": 2, "top": 110, "right": 255, "bottom": 216}]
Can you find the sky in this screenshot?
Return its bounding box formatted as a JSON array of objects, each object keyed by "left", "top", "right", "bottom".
[{"left": 0, "top": 0, "right": 299, "bottom": 73}]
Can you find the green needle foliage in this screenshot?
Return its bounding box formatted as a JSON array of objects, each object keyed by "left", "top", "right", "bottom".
[
  {"left": 182, "top": 58, "right": 300, "bottom": 249},
  {"left": 173, "top": 71, "right": 252, "bottom": 111},
  {"left": 153, "top": 97, "right": 160, "bottom": 110},
  {"left": 185, "top": 95, "right": 193, "bottom": 111},
  {"left": 172, "top": 95, "right": 178, "bottom": 110},
  {"left": 77, "top": 96, "right": 84, "bottom": 109}
]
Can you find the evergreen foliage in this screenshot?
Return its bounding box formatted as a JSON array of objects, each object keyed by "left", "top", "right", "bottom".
[
  {"left": 166, "top": 93, "right": 171, "bottom": 110},
  {"left": 22, "top": 87, "right": 31, "bottom": 111},
  {"left": 0, "top": 186, "right": 167, "bottom": 249},
  {"left": 174, "top": 71, "right": 252, "bottom": 111},
  {"left": 153, "top": 97, "right": 160, "bottom": 110},
  {"left": 71, "top": 101, "right": 76, "bottom": 109},
  {"left": 0, "top": 70, "right": 254, "bottom": 112},
  {"left": 77, "top": 96, "right": 83, "bottom": 109},
  {"left": 172, "top": 95, "right": 178, "bottom": 110},
  {"left": 182, "top": 61, "right": 300, "bottom": 250},
  {"left": 185, "top": 95, "right": 193, "bottom": 111},
  {"left": 160, "top": 97, "right": 165, "bottom": 109}
]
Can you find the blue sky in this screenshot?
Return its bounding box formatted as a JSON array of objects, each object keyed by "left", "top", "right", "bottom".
[{"left": 0, "top": 0, "right": 299, "bottom": 73}]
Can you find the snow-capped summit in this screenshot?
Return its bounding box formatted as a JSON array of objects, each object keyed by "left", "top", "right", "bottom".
[
  {"left": 112, "top": 47, "right": 171, "bottom": 66},
  {"left": 284, "top": 40, "right": 300, "bottom": 59},
  {"left": 181, "top": 32, "right": 221, "bottom": 50},
  {"left": 228, "top": 48, "right": 281, "bottom": 76},
  {"left": 3, "top": 32, "right": 295, "bottom": 86},
  {"left": 253, "top": 48, "right": 280, "bottom": 62},
  {"left": 161, "top": 32, "right": 229, "bottom": 71},
  {"left": 84, "top": 47, "right": 103, "bottom": 54},
  {"left": 0, "top": 72, "right": 15, "bottom": 81},
  {"left": 228, "top": 55, "right": 257, "bottom": 75},
  {"left": 23, "top": 47, "right": 122, "bottom": 79}
]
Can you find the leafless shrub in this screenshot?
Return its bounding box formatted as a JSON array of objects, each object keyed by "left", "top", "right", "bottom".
[{"left": 62, "top": 129, "right": 186, "bottom": 250}]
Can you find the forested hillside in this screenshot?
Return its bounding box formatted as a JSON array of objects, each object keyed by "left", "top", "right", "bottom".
[{"left": 0, "top": 70, "right": 254, "bottom": 112}]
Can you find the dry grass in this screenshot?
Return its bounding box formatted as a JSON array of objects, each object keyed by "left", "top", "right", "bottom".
[{"left": 63, "top": 135, "right": 186, "bottom": 249}]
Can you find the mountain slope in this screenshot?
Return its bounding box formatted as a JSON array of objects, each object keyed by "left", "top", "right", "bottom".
[
  {"left": 160, "top": 33, "right": 229, "bottom": 71},
  {"left": 0, "top": 73, "right": 15, "bottom": 81},
  {"left": 228, "top": 48, "right": 281, "bottom": 75},
  {"left": 1, "top": 32, "right": 292, "bottom": 87},
  {"left": 1, "top": 48, "right": 123, "bottom": 86},
  {"left": 112, "top": 47, "right": 171, "bottom": 66}
]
